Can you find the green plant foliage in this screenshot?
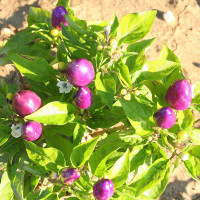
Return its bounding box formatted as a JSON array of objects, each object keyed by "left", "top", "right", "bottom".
[{"left": 0, "top": 1, "right": 199, "bottom": 199}]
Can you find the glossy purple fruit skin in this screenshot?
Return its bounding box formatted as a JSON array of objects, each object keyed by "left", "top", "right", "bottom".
[
  {"left": 61, "top": 168, "right": 80, "bottom": 185},
  {"left": 23, "top": 121, "right": 42, "bottom": 141},
  {"left": 66, "top": 58, "right": 95, "bottom": 87},
  {"left": 73, "top": 87, "right": 93, "bottom": 109},
  {"left": 153, "top": 107, "right": 176, "bottom": 129},
  {"left": 93, "top": 179, "right": 114, "bottom": 200},
  {"left": 51, "top": 6, "right": 68, "bottom": 30},
  {"left": 165, "top": 79, "right": 192, "bottom": 110},
  {"left": 13, "top": 90, "right": 42, "bottom": 118}
]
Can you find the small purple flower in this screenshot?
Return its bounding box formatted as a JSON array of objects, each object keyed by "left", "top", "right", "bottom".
[
  {"left": 22, "top": 121, "right": 42, "bottom": 141},
  {"left": 60, "top": 168, "right": 80, "bottom": 185},
  {"left": 51, "top": 6, "right": 68, "bottom": 30},
  {"left": 73, "top": 87, "right": 93, "bottom": 109},
  {"left": 165, "top": 79, "right": 192, "bottom": 111},
  {"left": 93, "top": 179, "right": 114, "bottom": 200},
  {"left": 13, "top": 90, "right": 42, "bottom": 118},
  {"left": 153, "top": 107, "right": 176, "bottom": 129},
  {"left": 66, "top": 58, "right": 95, "bottom": 87}
]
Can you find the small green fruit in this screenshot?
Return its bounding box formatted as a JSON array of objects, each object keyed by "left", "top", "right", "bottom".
[
  {"left": 50, "top": 29, "right": 60, "bottom": 37},
  {"left": 58, "top": 62, "right": 67, "bottom": 71},
  {"left": 6, "top": 93, "right": 14, "bottom": 101},
  {"left": 109, "top": 38, "right": 118, "bottom": 48},
  {"left": 178, "top": 131, "right": 187, "bottom": 141}
]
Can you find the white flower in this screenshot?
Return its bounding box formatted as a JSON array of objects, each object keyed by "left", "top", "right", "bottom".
[
  {"left": 56, "top": 81, "right": 73, "bottom": 94},
  {"left": 11, "top": 123, "right": 23, "bottom": 138},
  {"left": 163, "top": 11, "right": 175, "bottom": 22}
]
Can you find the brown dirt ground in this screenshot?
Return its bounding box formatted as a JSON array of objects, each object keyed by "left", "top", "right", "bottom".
[{"left": 1, "top": 0, "right": 200, "bottom": 199}]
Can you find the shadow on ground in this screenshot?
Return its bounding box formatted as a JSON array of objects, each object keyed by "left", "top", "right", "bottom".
[
  {"left": 160, "top": 178, "right": 200, "bottom": 200},
  {"left": 0, "top": 0, "right": 40, "bottom": 30}
]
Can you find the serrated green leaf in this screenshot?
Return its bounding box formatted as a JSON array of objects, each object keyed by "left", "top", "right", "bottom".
[
  {"left": 25, "top": 141, "right": 66, "bottom": 172},
  {"left": 71, "top": 136, "right": 100, "bottom": 168},
  {"left": 8, "top": 53, "right": 55, "bottom": 82},
  {"left": 95, "top": 72, "right": 116, "bottom": 109},
  {"left": 178, "top": 109, "right": 194, "bottom": 130},
  {"left": 25, "top": 101, "right": 75, "bottom": 125},
  {"left": 108, "top": 149, "right": 130, "bottom": 188},
  {"left": 117, "top": 11, "right": 157, "bottom": 46}
]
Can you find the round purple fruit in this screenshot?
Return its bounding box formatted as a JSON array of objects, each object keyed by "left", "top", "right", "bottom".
[
  {"left": 60, "top": 167, "right": 80, "bottom": 185},
  {"left": 93, "top": 179, "right": 114, "bottom": 200},
  {"left": 165, "top": 79, "right": 191, "bottom": 110},
  {"left": 13, "top": 90, "right": 42, "bottom": 118},
  {"left": 51, "top": 6, "right": 68, "bottom": 30},
  {"left": 22, "top": 121, "right": 42, "bottom": 141},
  {"left": 153, "top": 107, "right": 176, "bottom": 129},
  {"left": 66, "top": 58, "right": 95, "bottom": 87},
  {"left": 73, "top": 87, "right": 93, "bottom": 109}
]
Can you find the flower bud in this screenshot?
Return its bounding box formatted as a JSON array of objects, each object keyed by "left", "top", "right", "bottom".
[
  {"left": 6, "top": 93, "right": 14, "bottom": 101},
  {"left": 58, "top": 62, "right": 67, "bottom": 72},
  {"left": 50, "top": 29, "right": 60, "bottom": 37}
]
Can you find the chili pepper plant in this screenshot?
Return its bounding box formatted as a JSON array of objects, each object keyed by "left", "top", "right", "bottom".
[{"left": 0, "top": 0, "right": 200, "bottom": 199}]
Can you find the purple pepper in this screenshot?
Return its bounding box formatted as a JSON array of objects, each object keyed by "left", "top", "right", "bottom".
[
  {"left": 93, "top": 179, "right": 114, "bottom": 200},
  {"left": 153, "top": 107, "right": 176, "bottom": 129},
  {"left": 165, "top": 79, "right": 192, "bottom": 110},
  {"left": 51, "top": 6, "right": 68, "bottom": 30},
  {"left": 73, "top": 87, "right": 93, "bottom": 109},
  {"left": 66, "top": 58, "right": 95, "bottom": 87},
  {"left": 13, "top": 90, "right": 42, "bottom": 118},
  {"left": 22, "top": 121, "right": 42, "bottom": 141},
  {"left": 60, "top": 167, "right": 81, "bottom": 185}
]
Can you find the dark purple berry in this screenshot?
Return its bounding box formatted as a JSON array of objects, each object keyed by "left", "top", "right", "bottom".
[
  {"left": 51, "top": 6, "right": 68, "bottom": 30},
  {"left": 66, "top": 58, "right": 95, "bottom": 87},
  {"left": 22, "top": 121, "right": 42, "bottom": 141},
  {"left": 165, "top": 79, "right": 191, "bottom": 110},
  {"left": 73, "top": 87, "right": 93, "bottom": 109},
  {"left": 153, "top": 107, "right": 176, "bottom": 129},
  {"left": 13, "top": 90, "right": 42, "bottom": 118},
  {"left": 60, "top": 168, "right": 80, "bottom": 185},
  {"left": 93, "top": 179, "right": 114, "bottom": 200}
]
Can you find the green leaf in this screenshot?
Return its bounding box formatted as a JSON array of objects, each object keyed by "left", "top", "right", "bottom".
[
  {"left": 44, "top": 129, "right": 73, "bottom": 165},
  {"left": 130, "top": 145, "right": 151, "bottom": 172},
  {"left": 95, "top": 72, "right": 116, "bottom": 108},
  {"left": 187, "top": 128, "right": 200, "bottom": 145},
  {"left": 88, "top": 141, "right": 125, "bottom": 177},
  {"left": 25, "top": 141, "right": 66, "bottom": 172},
  {"left": 110, "top": 14, "right": 119, "bottom": 38},
  {"left": 1, "top": 29, "right": 36, "bottom": 54},
  {"left": 117, "top": 61, "right": 132, "bottom": 88},
  {"left": 0, "top": 125, "right": 11, "bottom": 146},
  {"left": 117, "top": 11, "right": 157, "bottom": 46},
  {"left": 73, "top": 122, "right": 86, "bottom": 147},
  {"left": 56, "top": 0, "right": 70, "bottom": 7},
  {"left": 24, "top": 174, "right": 40, "bottom": 197},
  {"left": 136, "top": 60, "right": 181, "bottom": 84},
  {"left": 178, "top": 109, "right": 194, "bottom": 130},
  {"left": 0, "top": 79, "right": 8, "bottom": 96},
  {"left": 8, "top": 53, "right": 55, "bottom": 82},
  {"left": 0, "top": 172, "right": 13, "bottom": 200},
  {"left": 71, "top": 136, "right": 100, "bottom": 168},
  {"left": 145, "top": 166, "right": 170, "bottom": 199},
  {"left": 27, "top": 7, "right": 51, "bottom": 27},
  {"left": 158, "top": 44, "right": 180, "bottom": 63},
  {"left": 108, "top": 149, "right": 130, "bottom": 188},
  {"left": 57, "top": 41, "right": 68, "bottom": 63},
  {"left": 192, "top": 81, "right": 200, "bottom": 103},
  {"left": 7, "top": 154, "right": 26, "bottom": 200},
  {"left": 134, "top": 158, "right": 170, "bottom": 197},
  {"left": 25, "top": 101, "right": 75, "bottom": 125},
  {"left": 87, "top": 108, "right": 125, "bottom": 129},
  {"left": 183, "top": 159, "right": 200, "bottom": 182}
]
